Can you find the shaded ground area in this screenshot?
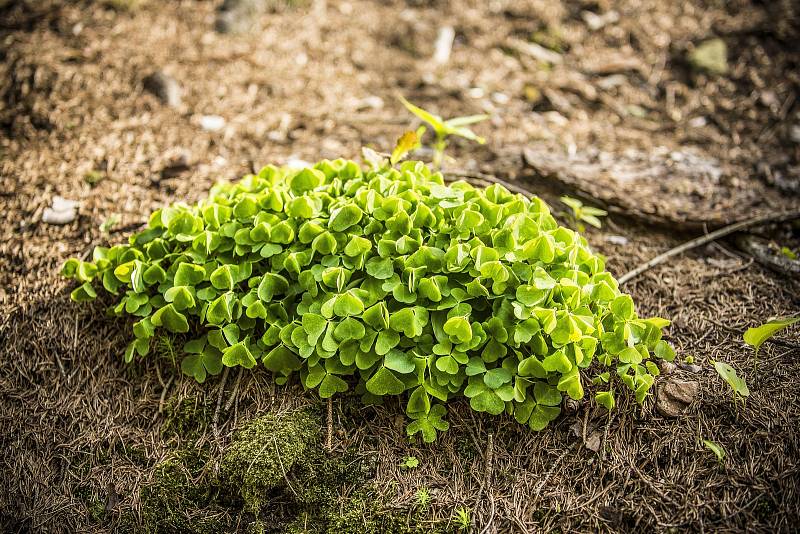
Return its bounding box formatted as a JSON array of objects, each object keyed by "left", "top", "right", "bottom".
[{"left": 2, "top": 0, "right": 800, "bottom": 532}]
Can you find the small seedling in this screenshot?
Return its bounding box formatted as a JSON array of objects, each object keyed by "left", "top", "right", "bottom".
[
  {"left": 399, "top": 96, "right": 487, "bottom": 168},
  {"left": 361, "top": 130, "right": 424, "bottom": 170},
  {"left": 744, "top": 316, "right": 799, "bottom": 373},
  {"left": 780, "top": 246, "right": 797, "bottom": 260},
  {"left": 84, "top": 170, "right": 106, "bottom": 186},
  {"left": 703, "top": 440, "right": 725, "bottom": 463},
  {"left": 453, "top": 506, "right": 471, "bottom": 530},
  {"left": 100, "top": 214, "right": 121, "bottom": 234},
  {"left": 401, "top": 456, "right": 419, "bottom": 469},
  {"left": 712, "top": 361, "right": 749, "bottom": 402},
  {"left": 414, "top": 486, "right": 431, "bottom": 507},
  {"left": 560, "top": 196, "right": 607, "bottom": 232},
  {"left": 391, "top": 130, "right": 423, "bottom": 166}
]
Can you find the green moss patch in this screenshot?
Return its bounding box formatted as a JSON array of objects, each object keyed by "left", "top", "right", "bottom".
[
  {"left": 220, "top": 408, "right": 319, "bottom": 513},
  {"left": 139, "top": 406, "right": 449, "bottom": 533},
  {"left": 140, "top": 449, "right": 232, "bottom": 534}
]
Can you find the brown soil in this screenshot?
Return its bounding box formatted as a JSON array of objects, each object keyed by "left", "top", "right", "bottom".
[{"left": 2, "top": 0, "right": 800, "bottom": 532}]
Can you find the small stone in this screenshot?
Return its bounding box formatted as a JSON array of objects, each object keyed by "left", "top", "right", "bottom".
[
  {"left": 569, "top": 418, "right": 602, "bottom": 452},
  {"left": 677, "top": 362, "right": 703, "bottom": 373},
  {"left": 214, "top": 0, "right": 262, "bottom": 34},
  {"left": 688, "top": 116, "right": 707, "bottom": 128},
  {"left": 393, "top": 415, "right": 405, "bottom": 429},
  {"left": 789, "top": 125, "right": 800, "bottom": 144},
  {"left": 432, "top": 26, "right": 455, "bottom": 65},
  {"left": 354, "top": 95, "right": 384, "bottom": 111},
  {"left": 581, "top": 10, "right": 619, "bottom": 31},
  {"left": 759, "top": 90, "right": 780, "bottom": 112},
  {"left": 491, "top": 92, "right": 510, "bottom": 105},
  {"left": 605, "top": 235, "right": 629, "bottom": 246},
  {"left": 659, "top": 361, "right": 677, "bottom": 375},
  {"left": 688, "top": 39, "right": 728, "bottom": 76},
  {"left": 143, "top": 71, "right": 182, "bottom": 108},
  {"left": 42, "top": 196, "right": 78, "bottom": 225},
  {"left": 199, "top": 115, "right": 226, "bottom": 132},
  {"left": 656, "top": 379, "right": 699, "bottom": 417}
]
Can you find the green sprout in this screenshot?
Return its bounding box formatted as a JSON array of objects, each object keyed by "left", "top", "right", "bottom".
[
  {"left": 400, "top": 456, "right": 419, "bottom": 469},
  {"left": 560, "top": 196, "right": 607, "bottom": 232},
  {"left": 100, "top": 214, "right": 121, "bottom": 234},
  {"left": 414, "top": 487, "right": 431, "bottom": 508},
  {"left": 62, "top": 158, "right": 674, "bottom": 441},
  {"left": 453, "top": 506, "right": 471, "bottom": 530},
  {"left": 743, "top": 316, "right": 799, "bottom": 373},
  {"left": 703, "top": 440, "right": 725, "bottom": 463},
  {"left": 399, "top": 96, "right": 487, "bottom": 169},
  {"left": 712, "top": 361, "right": 749, "bottom": 402},
  {"left": 84, "top": 170, "right": 106, "bottom": 186}
]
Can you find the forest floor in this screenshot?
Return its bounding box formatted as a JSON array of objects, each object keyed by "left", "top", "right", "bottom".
[{"left": 1, "top": 0, "right": 800, "bottom": 532}]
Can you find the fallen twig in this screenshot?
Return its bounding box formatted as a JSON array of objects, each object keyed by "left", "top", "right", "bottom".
[
  {"left": 224, "top": 368, "right": 244, "bottom": 412},
  {"left": 472, "top": 430, "right": 494, "bottom": 529},
  {"left": 477, "top": 432, "right": 496, "bottom": 534},
  {"left": 213, "top": 367, "right": 230, "bottom": 445},
  {"left": 478, "top": 490, "right": 496, "bottom": 534},
  {"left": 326, "top": 396, "right": 333, "bottom": 452},
  {"left": 618, "top": 209, "right": 800, "bottom": 284},
  {"left": 532, "top": 443, "right": 576, "bottom": 500},
  {"left": 158, "top": 376, "right": 173, "bottom": 415}
]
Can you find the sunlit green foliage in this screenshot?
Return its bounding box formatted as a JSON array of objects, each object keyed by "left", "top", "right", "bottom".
[
  {"left": 453, "top": 506, "right": 471, "bottom": 530},
  {"left": 743, "top": 316, "right": 799, "bottom": 358},
  {"left": 560, "top": 196, "right": 607, "bottom": 232},
  {"left": 712, "top": 361, "right": 749, "bottom": 401},
  {"left": 400, "top": 456, "right": 419, "bottom": 469},
  {"left": 63, "top": 158, "right": 673, "bottom": 441},
  {"left": 703, "top": 439, "right": 725, "bottom": 463},
  {"left": 399, "top": 97, "right": 487, "bottom": 168}
]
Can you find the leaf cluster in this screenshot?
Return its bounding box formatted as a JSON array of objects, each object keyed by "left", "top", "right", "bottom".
[{"left": 63, "top": 158, "right": 674, "bottom": 441}]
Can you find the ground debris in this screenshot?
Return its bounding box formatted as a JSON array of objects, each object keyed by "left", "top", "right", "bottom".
[
  {"left": 688, "top": 39, "right": 729, "bottom": 76},
  {"left": 215, "top": 0, "right": 264, "bottom": 34},
  {"left": 142, "top": 71, "right": 182, "bottom": 108},
  {"left": 656, "top": 379, "right": 700, "bottom": 417},
  {"left": 736, "top": 234, "right": 800, "bottom": 277},
  {"left": 41, "top": 195, "right": 78, "bottom": 225}
]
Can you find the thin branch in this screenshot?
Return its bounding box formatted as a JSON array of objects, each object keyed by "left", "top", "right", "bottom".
[
  {"left": 224, "top": 368, "right": 244, "bottom": 412},
  {"left": 213, "top": 367, "right": 230, "bottom": 446},
  {"left": 326, "top": 396, "right": 333, "bottom": 452},
  {"left": 533, "top": 443, "right": 576, "bottom": 500},
  {"left": 478, "top": 491, "right": 496, "bottom": 534},
  {"left": 618, "top": 209, "right": 800, "bottom": 284},
  {"left": 476, "top": 432, "right": 495, "bottom": 534}
]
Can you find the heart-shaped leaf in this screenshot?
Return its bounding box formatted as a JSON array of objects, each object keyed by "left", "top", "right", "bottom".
[
  {"left": 222, "top": 342, "right": 256, "bottom": 369},
  {"left": 151, "top": 303, "right": 189, "bottom": 333},
  {"left": 366, "top": 366, "right": 406, "bottom": 396}
]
